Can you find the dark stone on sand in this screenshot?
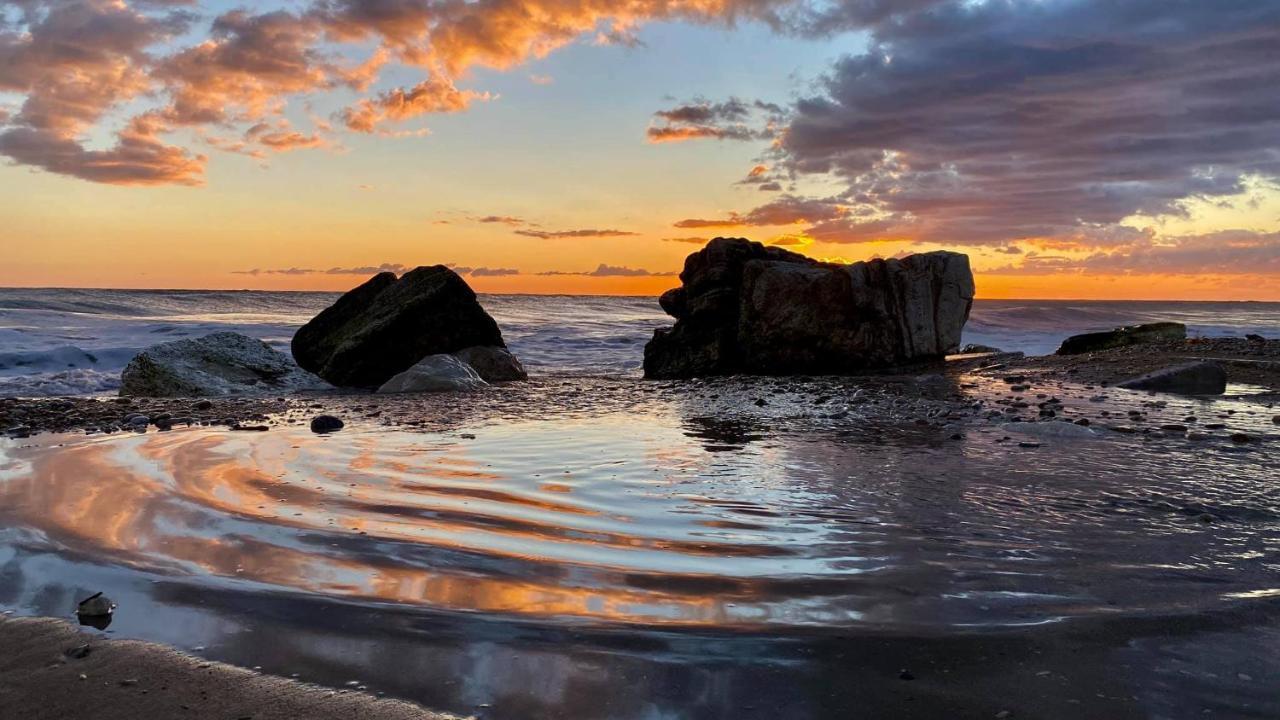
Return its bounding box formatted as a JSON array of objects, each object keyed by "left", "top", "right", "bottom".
[
  {"left": 1116, "top": 361, "right": 1227, "bottom": 395},
  {"left": 1055, "top": 322, "right": 1186, "bottom": 355},
  {"left": 961, "top": 343, "right": 1003, "bottom": 354},
  {"left": 291, "top": 266, "right": 507, "bottom": 388},
  {"left": 310, "top": 415, "right": 344, "bottom": 434},
  {"left": 643, "top": 237, "right": 974, "bottom": 378},
  {"left": 1246, "top": 333, "right": 1265, "bottom": 342}
]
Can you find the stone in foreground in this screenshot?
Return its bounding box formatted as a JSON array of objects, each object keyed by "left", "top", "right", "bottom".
[
  {"left": 121, "top": 332, "right": 326, "bottom": 397},
  {"left": 452, "top": 345, "right": 527, "bottom": 382},
  {"left": 1055, "top": 322, "right": 1186, "bottom": 355},
  {"left": 644, "top": 237, "right": 975, "bottom": 378},
  {"left": 377, "top": 355, "right": 488, "bottom": 394},
  {"left": 292, "top": 266, "right": 507, "bottom": 388},
  {"left": 1116, "top": 361, "right": 1227, "bottom": 395}
]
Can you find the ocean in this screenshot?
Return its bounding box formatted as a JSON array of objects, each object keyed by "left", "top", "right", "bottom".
[{"left": 0, "top": 288, "right": 1277, "bottom": 396}]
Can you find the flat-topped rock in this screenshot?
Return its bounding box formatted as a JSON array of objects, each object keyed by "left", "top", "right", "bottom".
[
  {"left": 1056, "top": 322, "right": 1186, "bottom": 355},
  {"left": 644, "top": 237, "right": 975, "bottom": 378},
  {"left": 292, "top": 266, "right": 509, "bottom": 388}
]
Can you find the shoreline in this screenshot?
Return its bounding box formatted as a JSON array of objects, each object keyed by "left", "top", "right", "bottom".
[
  {"left": 2, "top": 338, "right": 1277, "bottom": 439},
  {"left": 0, "top": 615, "right": 460, "bottom": 720}
]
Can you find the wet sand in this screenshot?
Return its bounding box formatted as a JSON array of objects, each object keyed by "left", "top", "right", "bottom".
[{"left": 0, "top": 615, "right": 459, "bottom": 720}]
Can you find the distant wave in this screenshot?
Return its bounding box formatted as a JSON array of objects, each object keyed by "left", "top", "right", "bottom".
[{"left": 0, "top": 289, "right": 1276, "bottom": 397}]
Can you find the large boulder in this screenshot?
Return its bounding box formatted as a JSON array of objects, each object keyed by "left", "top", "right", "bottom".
[
  {"left": 643, "top": 237, "right": 975, "bottom": 378},
  {"left": 376, "top": 355, "right": 488, "bottom": 393},
  {"left": 451, "top": 345, "right": 527, "bottom": 382},
  {"left": 121, "top": 332, "right": 327, "bottom": 397},
  {"left": 1116, "top": 361, "right": 1227, "bottom": 395},
  {"left": 1055, "top": 322, "right": 1185, "bottom": 355},
  {"left": 292, "top": 266, "right": 508, "bottom": 388}
]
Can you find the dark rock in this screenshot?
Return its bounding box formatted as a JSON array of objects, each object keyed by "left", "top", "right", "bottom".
[
  {"left": 76, "top": 592, "right": 113, "bottom": 618},
  {"left": 121, "top": 332, "right": 326, "bottom": 397},
  {"left": 310, "top": 415, "right": 344, "bottom": 433},
  {"left": 192, "top": 400, "right": 213, "bottom": 411},
  {"left": 451, "top": 346, "right": 527, "bottom": 382},
  {"left": 643, "top": 238, "right": 974, "bottom": 378},
  {"left": 1246, "top": 333, "right": 1266, "bottom": 342},
  {"left": 1230, "top": 433, "right": 1252, "bottom": 443},
  {"left": 1055, "top": 322, "right": 1186, "bottom": 355},
  {"left": 1116, "top": 361, "right": 1227, "bottom": 395},
  {"left": 960, "top": 343, "right": 1003, "bottom": 354},
  {"left": 292, "top": 266, "right": 508, "bottom": 388}
]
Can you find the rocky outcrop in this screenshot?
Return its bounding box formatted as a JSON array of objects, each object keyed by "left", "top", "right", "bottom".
[
  {"left": 1055, "top": 322, "right": 1186, "bottom": 355},
  {"left": 377, "top": 355, "right": 488, "bottom": 393},
  {"left": 120, "top": 332, "right": 327, "bottom": 397},
  {"left": 1116, "top": 361, "right": 1226, "bottom": 395},
  {"left": 292, "top": 266, "right": 508, "bottom": 388},
  {"left": 643, "top": 238, "right": 975, "bottom": 378},
  {"left": 451, "top": 346, "right": 527, "bottom": 382}
]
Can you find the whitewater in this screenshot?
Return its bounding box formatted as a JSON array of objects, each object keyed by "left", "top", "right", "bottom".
[{"left": 1, "top": 288, "right": 1277, "bottom": 396}]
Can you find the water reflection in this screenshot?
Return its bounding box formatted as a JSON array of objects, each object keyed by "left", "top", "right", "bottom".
[{"left": 0, "top": 385, "right": 1278, "bottom": 718}]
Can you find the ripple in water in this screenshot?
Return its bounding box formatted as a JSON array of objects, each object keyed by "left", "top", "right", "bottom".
[{"left": 2, "top": 404, "right": 1276, "bottom": 632}]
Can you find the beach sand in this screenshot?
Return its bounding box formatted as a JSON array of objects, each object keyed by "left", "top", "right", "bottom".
[{"left": 0, "top": 615, "right": 460, "bottom": 720}]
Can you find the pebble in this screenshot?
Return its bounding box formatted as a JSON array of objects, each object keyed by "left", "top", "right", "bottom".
[
  {"left": 310, "top": 415, "right": 344, "bottom": 434},
  {"left": 1230, "top": 433, "right": 1252, "bottom": 443}
]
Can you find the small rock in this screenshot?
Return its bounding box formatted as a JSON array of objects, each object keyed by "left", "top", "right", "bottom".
[
  {"left": 1230, "top": 433, "right": 1252, "bottom": 443},
  {"left": 76, "top": 592, "right": 113, "bottom": 618},
  {"left": 310, "top": 415, "right": 344, "bottom": 434},
  {"left": 898, "top": 669, "right": 915, "bottom": 681},
  {"left": 192, "top": 400, "right": 214, "bottom": 411}
]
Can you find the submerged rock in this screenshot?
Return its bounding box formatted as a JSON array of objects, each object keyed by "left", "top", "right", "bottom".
[
  {"left": 120, "top": 332, "right": 326, "bottom": 397},
  {"left": 1055, "top": 322, "right": 1186, "bottom": 355},
  {"left": 376, "top": 354, "right": 488, "bottom": 394},
  {"left": 643, "top": 237, "right": 975, "bottom": 378},
  {"left": 76, "top": 592, "right": 113, "bottom": 618},
  {"left": 1116, "top": 361, "right": 1227, "bottom": 395},
  {"left": 292, "top": 266, "right": 509, "bottom": 388},
  {"left": 451, "top": 345, "right": 527, "bottom": 382}
]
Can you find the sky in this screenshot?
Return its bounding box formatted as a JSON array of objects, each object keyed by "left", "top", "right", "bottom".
[{"left": 1, "top": 0, "right": 1278, "bottom": 299}]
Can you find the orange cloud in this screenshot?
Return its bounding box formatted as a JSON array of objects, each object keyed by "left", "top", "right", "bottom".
[{"left": 340, "top": 75, "right": 492, "bottom": 133}]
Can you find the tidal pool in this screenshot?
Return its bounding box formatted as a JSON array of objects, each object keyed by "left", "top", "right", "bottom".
[{"left": 1, "top": 379, "right": 1277, "bottom": 719}]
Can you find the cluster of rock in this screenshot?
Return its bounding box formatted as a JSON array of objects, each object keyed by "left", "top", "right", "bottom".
[
  {"left": 119, "top": 266, "right": 526, "bottom": 398},
  {"left": 644, "top": 238, "right": 975, "bottom": 378},
  {"left": 290, "top": 266, "right": 523, "bottom": 389}
]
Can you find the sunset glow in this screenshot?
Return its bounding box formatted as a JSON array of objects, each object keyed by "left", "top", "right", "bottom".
[{"left": 2, "top": 1, "right": 1278, "bottom": 299}]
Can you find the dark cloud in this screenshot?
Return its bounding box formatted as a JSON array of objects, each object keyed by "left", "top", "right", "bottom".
[
  {"left": 325, "top": 263, "right": 409, "bottom": 274},
  {"left": 674, "top": 195, "right": 847, "bottom": 228},
  {"left": 988, "top": 230, "right": 1280, "bottom": 276},
  {"left": 647, "top": 97, "right": 782, "bottom": 143},
  {"left": 662, "top": 236, "right": 710, "bottom": 244},
  {"left": 473, "top": 215, "right": 526, "bottom": 225},
  {"left": 766, "top": 0, "right": 1280, "bottom": 247},
  {"left": 538, "top": 264, "right": 675, "bottom": 276},
  {"left": 514, "top": 228, "right": 639, "bottom": 239}
]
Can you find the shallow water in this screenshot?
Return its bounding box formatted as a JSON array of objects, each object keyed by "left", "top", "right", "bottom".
[{"left": 1, "top": 376, "right": 1278, "bottom": 718}]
